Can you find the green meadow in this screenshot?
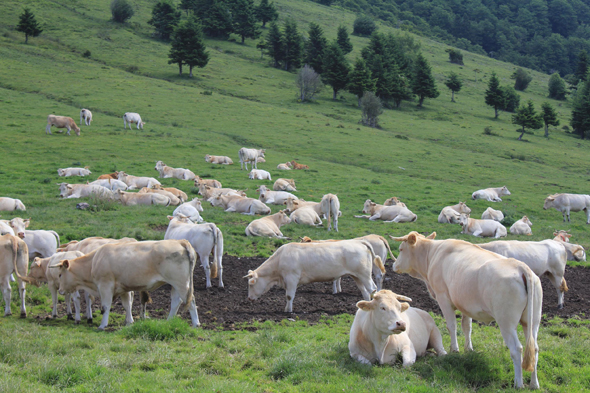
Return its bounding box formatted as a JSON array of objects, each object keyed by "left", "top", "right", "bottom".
[{"left": 1, "top": 0, "right": 590, "bottom": 391}]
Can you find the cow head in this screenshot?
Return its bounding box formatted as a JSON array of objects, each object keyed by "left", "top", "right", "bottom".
[
  {"left": 553, "top": 230, "right": 571, "bottom": 242},
  {"left": 209, "top": 195, "right": 224, "bottom": 207},
  {"left": 168, "top": 214, "right": 192, "bottom": 224},
  {"left": 26, "top": 257, "right": 47, "bottom": 287},
  {"left": 256, "top": 185, "right": 268, "bottom": 194},
  {"left": 500, "top": 186, "right": 510, "bottom": 196},
  {"left": 113, "top": 189, "right": 124, "bottom": 201},
  {"left": 458, "top": 213, "right": 470, "bottom": 229},
  {"left": 362, "top": 199, "right": 374, "bottom": 214},
  {"left": 204, "top": 155, "right": 211, "bottom": 163},
  {"left": 52, "top": 260, "right": 77, "bottom": 295},
  {"left": 73, "top": 125, "right": 80, "bottom": 136},
  {"left": 458, "top": 202, "right": 471, "bottom": 214},
  {"left": 277, "top": 210, "right": 291, "bottom": 226},
  {"left": 390, "top": 231, "right": 436, "bottom": 275},
  {"left": 57, "top": 183, "right": 73, "bottom": 198},
  {"left": 244, "top": 269, "right": 272, "bottom": 300},
  {"left": 188, "top": 198, "right": 204, "bottom": 212},
  {"left": 155, "top": 161, "right": 165, "bottom": 171},
  {"left": 356, "top": 290, "right": 412, "bottom": 335},
  {"left": 299, "top": 236, "right": 313, "bottom": 242},
  {"left": 9, "top": 217, "right": 30, "bottom": 239},
  {"left": 543, "top": 195, "right": 556, "bottom": 210},
  {"left": 117, "top": 171, "right": 127, "bottom": 181},
  {"left": 521, "top": 216, "right": 532, "bottom": 227},
  {"left": 259, "top": 149, "right": 266, "bottom": 158},
  {"left": 194, "top": 176, "right": 203, "bottom": 187},
  {"left": 283, "top": 197, "right": 299, "bottom": 213}
]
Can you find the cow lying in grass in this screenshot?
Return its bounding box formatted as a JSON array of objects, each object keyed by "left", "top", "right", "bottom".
[
  {"left": 0, "top": 197, "right": 26, "bottom": 211},
  {"left": 58, "top": 167, "right": 91, "bottom": 177},
  {"left": 245, "top": 211, "right": 291, "bottom": 239},
  {"left": 154, "top": 161, "right": 195, "bottom": 180},
  {"left": 205, "top": 155, "right": 233, "bottom": 165},
  {"left": 437, "top": 202, "right": 471, "bottom": 224}
]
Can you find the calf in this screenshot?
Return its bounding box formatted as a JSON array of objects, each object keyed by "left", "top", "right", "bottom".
[
  {"left": 277, "top": 163, "right": 291, "bottom": 170},
  {"left": 0, "top": 197, "right": 26, "bottom": 211},
  {"left": 97, "top": 172, "right": 119, "bottom": 180},
  {"left": 58, "top": 167, "right": 91, "bottom": 177},
  {"left": 249, "top": 169, "right": 271, "bottom": 181},
  {"left": 152, "top": 184, "right": 188, "bottom": 202},
  {"left": 80, "top": 109, "right": 92, "bottom": 126},
  {"left": 238, "top": 147, "right": 265, "bottom": 170},
  {"left": 257, "top": 185, "right": 297, "bottom": 205},
  {"left": 437, "top": 202, "right": 471, "bottom": 224},
  {"left": 205, "top": 154, "right": 233, "bottom": 165},
  {"left": 544, "top": 193, "right": 590, "bottom": 223},
  {"left": 9, "top": 217, "right": 60, "bottom": 259},
  {"left": 46, "top": 115, "right": 80, "bottom": 136},
  {"left": 154, "top": 161, "right": 195, "bottom": 180},
  {"left": 245, "top": 211, "right": 291, "bottom": 239},
  {"left": 117, "top": 171, "right": 161, "bottom": 190},
  {"left": 273, "top": 178, "right": 296, "bottom": 192},
  {"left": 114, "top": 190, "right": 170, "bottom": 206},
  {"left": 194, "top": 176, "right": 222, "bottom": 189},
  {"left": 510, "top": 216, "right": 533, "bottom": 235},
  {"left": 123, "top": 112, "right": 145, "bottom": 130},
  {"left": 173, "top": 198, "right": 204, "bottom": 223},
  {"left": 320, "top": 193, "right": 340, "bottom": 231},
  {"left": 459, "top": 214, "right": 506, "bottom": 238},
  {"left": 210, "top": 194, "right": 271, "bottom": 215},
  {"left": 481, "top": 207, "right": 504, "bottom": 222},
  {"left": 471, "top": 186, "right": 511, "bottom": 202},
  {"left": 349, "top": 290, "right": 446, "bottom": 366},
  {"left": 0, "top": 234, "right": 29, "bottom": 317},
  {"left": 290, "top": 160, "right": 309, "bottom": 170},
  {"left": 138, "top": 187, "right": 181, "bottom": 206}
]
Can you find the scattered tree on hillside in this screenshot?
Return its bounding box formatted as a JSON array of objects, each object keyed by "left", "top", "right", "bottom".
[
  {"left": 256, "top": 0, "right": 278, "bottom": 28},
  {"left": 571, "top": 79, "right": 590, "bottom": 139},
  {"left": 353, "top": 15, "right": 377, "bottom": 36},
  {"left": 296, "top": 65, "right": 323, "bottom": 101},
  {"left": 304, "top": 23, "right": 327, "bottom": 74},
  {"left": 445, "top": 48, "right": 463, "bottom": 65},
  {"left": 575, "top": 50, "right": 589, "bottom": 84},
  {"left": 232, "top": 0, "right": 261, "bottom": 44},
  {"left": 265, "top": 22, "right": 283, "bottom": 68},
  {"left": 485, "top": 72, "right": 504, "bottom": 118},
  {"left": 322, "top": 41, "right": 350, "bottom": 100},
  {"left": 548, "top": 73, "right": 567, "bottom": 100},
  {"left": 16, "top": 8, "right": 43, "bottom": 44},
  {"left": 168, "top": 16, "right": 209, "bottom": 77},
  {"left": 513, "top": 100, "right": 542, "bottom": 140},
  {"left": 348, "top": 58, "right": 375, "bottom": 107},
  {"left": 511, "top": 68, "right": 532, "bottom": 91},
  {"left": 501, "top": 86, "right": 521, "bottom": 112},
  {"left": 148, "top": 1, "right": 181, "bottom": 41},
  {"left": 336, "top": 25, "right": 353, "bottom": 54},
  {"left": 110, "top": 0, "right": 134, "bottom": 23},
  {"left": 282, "top": 20, "right": 303, "bottom": 71},
  {"left": 360, "top": 92, "right": 382, "bottom": 128},
  {"left": 198, "top": 0, "right": 233, "bottom": 39},
  {"left": 411, "top": 53, "right": 439, "bottom": 107},
  {"left": 444, "top": 72, "right": 462, "bottom": 102},
  {"left": 541, "top": 102, "right": 560, "bottom": 137},
  {"left": 388, "top": 64, "right": 412, "bottom": 108}
]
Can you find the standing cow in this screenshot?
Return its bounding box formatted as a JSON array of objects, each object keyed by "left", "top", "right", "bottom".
[
  {"left": 544, "top": 193, "right": 590, "bottom": 223},
  {"left": 80, "top": 109, "right": 92, "bottom": 126},
  {"left": 320, "top": 194, "right": 340, "bottom": 232},
  {"left": 0, "top": 234, "right": 29, "bottom": 317},
  {"left": 46, "top": 115, "right": 80, "bottom": 136},
  {"left": 238, "top": 148, "right": 265, "bottom": 170},
  {"left": 123, "top": 112, "right": 145, "bottom": 130}
]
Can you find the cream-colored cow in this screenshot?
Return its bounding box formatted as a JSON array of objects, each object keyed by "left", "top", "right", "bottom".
[
  {"left": 277, "top": 163, "right": 292, "bottom": 170},
  {"left": 58, "top": 237, "right": 138, "bottom": 254},
  {"left": 238, "top": 148, "right": 265, "bottom": 170},
  {"left": 154, "top": 161, "right": 195, "bottom": 180},
  {"left": 194, "top": 176, "right": 222, "bottom": 189},
  {"left": 320, "top": 194, "right": 340, "bottom": 232},
  {"left": 198, "top": 184, "right": 245, "bottom": 201},
  {"left": 80, "top": 109, "right": 92, "bottom": 126},
  {"left": 290, "top": 207, "right": 322, "bottom": 227},
  {"left": 46, "top": 115, "right": 80, "bottom": 136},
  {"left": 510, "top": 216, "right": 532, "bottom": 235},
  {"left": 249, "top": 169, "right": 271, "bottom": 180},
  {"left": 552, "top": 231, "right": 586, "bottom": 262},
  {"left": 459, "top": 214, "right": 506, "bottom": 238},
  {"left": 245, "top": 211, "right": 291, "bottom": 239},
  {"left": 0, "top": 198, "right": 26, "bottom": 211},
  {"left": 88, "top": 178, "right": 128, "bottom": 192},
  {"left": 481, "top": 207, "right": 504, "bottom": 222},
  {"left": 438, "top": 202, "right": 471, "bottom": 224},
  {"left": 113, "top": 190, "right": 170, "bottom": 206},
  {"left": 58, "top": 167, "right": 91, "bottom": 177},
  {"left": 0, "top": 234, "right": 29, "bottom": 317},
  {"left": 123, "top": 112, "right": 145, "bottom": 129},
  {"left": 205, "top": 154, "right": 233, "bottom": 165},
  {"left": 273, "top": 178, "right": 296, "bottom": 192},
  {"left": 173, "top": 198, "right": 204, "bottom": 223},
  {"left": 8, "top": 217, "right": 60, "bottom": 259},
  {"left": 209, "top": 194, "right": 270, "bottom": 215},
  {"left": 58, "top": 183, "right": 113, "bottom": 199},
  {"left": 117, "top": 171, "right": 161, "bottom": 190},
  {"left": 471, "top": 186, "right": 511, "bottom": 202},
  {"left": 544, "top": 193, "right": 590, "bottom": 223},
  {"left": 257, "top": 185, "right": 297, "bottom": 205},
  {"left": 138, "top": 187, "right": 181, "bottom": 206}
]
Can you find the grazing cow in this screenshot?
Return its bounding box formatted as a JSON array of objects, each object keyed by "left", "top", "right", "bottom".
[
  {"left": 510, "top": 216, "right": 533, "bottom": 235},
  {"left": 238, "top": 148, "right": 265, "bottom": 170},
  {"left": 194, "top": 176, "right": 222, "bottom": 189},
  {"left": 245, "top": 239, "right": 384, "bottom": 312},
  {"left": 113, "top": 190, "right": 171, "bottom": 206},
  {"left": 154, "top": 161, "right": 195, "bottom": 180},
  {"left": 0, "top": 197, "right": 26, "bottom": 211},
  {"left": 245, "top": 211, "right": 291, "bottom": 239},
  {"left": 80, "top": 109, "right": 92, "bottom": 126},
  {"left": 349, "top": 290, "right": 446, "bottom": 366},
  {"left": 46, "top": 115, "right": 80, "bottom": 136},
  {"left": 210, "top": 194, "right": 271, "bottom": 215},
  {"left": 479, "top": 239, "right": 567, "bottom": 309},
  {"left": 277, "top": 163, "right": 291, "bottom": 170},
  {"left": 481, "top": 207, "right": 504, "bottom": 222},
  {"left": 123, "top": 112, "right": 145, "bottom": 130},
  {"left": 198, "top": 184, "right": 245, "bottom": 201},
  {"left": 165, "top": 216, "right": 224, "bottom": 288},
  {"left": 54, "top": 240, "right": 200, "bottom": 330},
  {"left": 544, "top": 193, "right": 590, "bottom": 223},
  {"left": 257, "top": 185, "right": 297, "bottom": 205},
  {"left": 58, "top": 237, "right": 138, "bottom": 254},
  {"left": 553, "top": 231, "right": 586, "bottom": 262},
  {"left": 173, "top": 198, "right": 204, "bottom": 223},
  {"left": 290, "top": 207, "right": 322, "bottom": 227},
  {"left": 0, "top": 234, "right": 29, "bottom": 317},
  {"left": 9, "top": 218, "right": 60, "bottom": 259},
  {"left": 58, "top": 167, "right": 91, "bottom": 177},
  {"left": 89, "top": 178, "right": 128, "bottom": 192},
  {"left": 205, "top": 154, "right": 233, "bottom": 165},
  {"left": 459, "top": 214, "right": 507, "bottom": 238},
  {"left": 117, "top": 171, "right": 161, "bottom": 190},
  {"left": 320, "top": 194, "right": 340, "bottom": 231},
  {"left": 138, "top": 187, "right": 181, "bottom": 206},
  {"left": 249, "top": 169, "right": 271, "bottom": 180},
  {"left": 290, "top": 160, "right": 309, "bottom": 170},
  {"left": 391, "top": 232, "right": 542, "bottom": 389},
  {"left": 57, "top": 183, "right": 113, "bottom": 199},
  {"left": 97, "top": 172, "right": 119, "bottom": 180},
  {"left": 438, "top": 202, "right": 471, "bottom": 224},
  {"left": 273, "top": 178, "right": 297, "bottom": 192},
  {"left": 152, "top": 184, "right": 188, "bottom": 202},
  {"left": 471, "top": 186, "right": 511, "bottom": 202}
]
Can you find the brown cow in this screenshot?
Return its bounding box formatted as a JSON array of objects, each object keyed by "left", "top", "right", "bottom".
[
  {"left": 46, "top": 115, "right": 80, "bottom": 136},
  {"left": 290, "top": 160, "right": 309, "bottom": 170},
  {"left": 97, "top": 172, "right": 119, "bottom": 180}
]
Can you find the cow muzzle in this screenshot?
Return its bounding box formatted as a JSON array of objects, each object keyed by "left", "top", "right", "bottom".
[
  {"left": 390, "top": 321, "right": 406, "bottom": 333},
  {"left": 17, "top": 233, "right": 25, "bottom": 239}
]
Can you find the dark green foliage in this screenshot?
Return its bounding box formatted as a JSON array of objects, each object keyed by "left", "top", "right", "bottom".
[
  {"left": 353, "top": 15, "right": 377, "bottom": 36},
  {"left": 411, "top": 53, "right": 439, "bottom": 107},
  {"left": 322, "top": 41, "right": 350, "bottom": 100},
  {"left": 121, "top": 318, "right": 196, "bottom": 341},
  {"left": 541, "top": 102, "right": 560, "bottom": 137},
  {"left": 179, "top": 0, "right": 198, "bottom": 15},
  {"left": 485, "top": 72, "right": 504, "bottom": 118},
  {"left": 571, "top": 80, "right": 590, "bottom": 139},
  {"left": 575, "top": 50, "right": 589, "bottom": 83},
  {"left": 282, "top": 20, "right": 302, "bottom": 71},
  {"left": 110, "top": 0, "right": 134, "bottom": 23},
  {"left": 232, "top": 0, "right": 261, "bottom": 44},
  {"left": 548, "top": 73, "right": 567, "bottom": 100},
  {"left": 168, "top": 16, "right": 209, "bottom": 77},
  {"left": 198, "top": 0, "right": 233, "bottom": 39},
  {"left": 336, "top": 26, "right": 353, "bottom": 55},
  {"left": 446, "top": 48, "right": 463, "bottom": 65},
  {"left": 148, "top": 1, "right": 181, "bottom": 41},
  {"left": 256, "top": 39, "right": 266, "bottom": 58},
  {"left": 360, "top": 92, "right": 382, "bottom": 128},
  {"left": 304, "top": 23, "right": 327, "bottom": 74},
  {"left": 511, "top": 68, "right": 532, "bottom": 91},
  {"left": 444, "top": 72, "right": 462, "bottom": 102},
  {"left": 388, "top": 64, "right": 412, "bottom": 108},
  {"left": 16, "top": 8, "right": 42, "bottom": 44},
  {"left": 265, "top": 22, "right": 283, "bottom": 68},
  {"left": 83, "top": 50, "right": 91, "bottom": 58},
  {"left": 512, "top": 100, "right": 543, "bottom": 140},
  {"left": 501, "top": 86, "right": 520, "bottom": 113},
  {"left": 256, "top": 0, "right": 278, "bottom": 28},
  {"left": 347, "top": 58, "right": 375, "bottom": 106}
]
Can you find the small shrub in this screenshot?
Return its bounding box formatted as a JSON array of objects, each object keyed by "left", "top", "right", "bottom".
[
  {"left": 446, "top": 48, "right": 464, "bottom": 65},
  {"left": 360, "top": 92, "right": 382, "bottom": 128},
  {"left": 127, "top": 65, "right": 139, "bottom": 73},
  {"left": 483, "top": 126, "right": 498, "bottom": 136},
  {"left": 500, "top": 215, "right": 516, "bottom": 227},
  {"left": 121, "top": 318, "right": 196, "bottom": 341},
  {"left": 88, "top": 194, "right": 118, "bottom": 212},
  {"left": 395, "top": 134, "right": 409, "bottom": 140},
  {"left": 511, "top": 68, "right": 532, "bottom": 91},
  {"left": 82, "top": 50, "right": 91, "bottom": 58},
  {"left": 190, "top": 187, "right": 199, "bottom": 195},
  {"left": 201, "top": 90, "right": 213, "bottom": 95},
  {"left": 562, "top": 125, "right": 571, "bottom": 133},
  {"left": 41, "top": 178, "right": 51, "bottom": 184},
  {"left": 110, "top": 0, "right": 134, "bottom": 23},
  {"left": 353, "top": 15, "right": 377, "bottom": 36}
]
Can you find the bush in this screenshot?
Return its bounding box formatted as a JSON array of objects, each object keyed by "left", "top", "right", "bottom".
[
  {"left": 548, "top": 73, "right": 567, "bottom": 100},
  {"left": 353, "top": 15, "right": 377, "bottom": 36},
  {"left": 360, "top": 92, "right": 382, "bottom": 128},
  {"left": 296, "top": 65, "right": 323, "bottom": 102},
  {"left": 88, "top": 194, "right": 118, "bottom": 212},
  {"left": 446, "top": 48, "right": 464, "bottom": 65},
  {"left": 82, "top": 50, "right": 91, "bottom": 58},
  {"left": 110, "top": 0, "right": 134, "bottom": 23},
  {"left": 121, "top": 318, "right": 196, "bottom": 341},
  {"left": 501, "top": 86, "right": 520, "bottom": 112},
  {"left": 483, "top": 126, "right": 497, "bottom": 136},
  {"left": 511, "top": 68, "right": 532, "bottom": 91}
]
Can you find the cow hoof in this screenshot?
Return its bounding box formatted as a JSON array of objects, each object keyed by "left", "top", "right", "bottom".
[
  {"left": 67, "top": 314, "right": 74, "bottom": 321},
  {"left": 87, "top": 318, "right": 93, "bottom": 325},
  {"left": 4, "top": 313, "right": 11, "bottom": 317},
  {"left": 557, "top": 303, "right": 564, "bottom": 310},
  {"left": 75, "top": 320, "right": 81, "bottom": 325},
  {"left": 97, "top": 327, "right": 105, "bottom": 331},
  {"left": 20, "top": 312, "right": 27, "bottom": 318}
]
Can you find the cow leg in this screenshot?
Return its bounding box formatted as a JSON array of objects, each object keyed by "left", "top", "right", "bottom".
[
  {"left": 547, "top": 273, "right": 565, "bottom": 309},
  {"left": 15, "top": 278, "right": 26, "bottom": 318},
  {"left": 9, "top": 274, "right": 15, "bottom": 282},
  {"left": 201, "top": 253, "right": 212, "bottom": 288},
  {"left": 1, "top": 278, "right": 11, "bottom": 316},
  {"left": 461, "top": 314, "right": 473, "bottom": 351},
  {"left": 585, "top": 208, "right": 590, "bottom": 224},
  {"left": 65, "top": 292, "right": 74, "bottom": 320},
  {"left": 472, "top": 230, "right": 483, "bottom": 237},
  {"left": 66, "top": 126, "right": 71, "bottom": 136},
  {"left": 333, "top": 215, "right": 339, "bottom": 232},
  {"left": 332, "top": 278, "right": 341, "bottom": 294},
  {"left": 401, "top": 344, "right": 417, "bottom": 368},
  {"left": 120, "top": 291, "right": 134, "bottom": 325},
  {"left": 49, "top": 284, "right": 59, "bottom": 318},
  {"left": 373, "top": 265, "right": 384, "bottom": 291},
  {"left": 284, "top": 281, "right": 297, "bottom": 312},
  {"left": 46, "top": 125, "right": 52, "bottom": 135},
  {"left": 498, "top": 323, "right": 524, "bottom": 389},
  {"left": 351, "top": 275, "right": 372, "bottom": 301},
  {"left": 438, "top": 298, "right": 459, "bottom": 352},
  {"left": 429, "top": 325, "right": 447, "bottom": 356},
  {"left": 522, "top": 321, "right": 540, "bottom": 389},
  {"left": 216, "top": 248, "right": 224, "bottom": 289},
  {"left": 168, "top": 287, "right": 183, "bottom": 319},
  {"left": 85, "top": 291, "right": 93, "bottom": 323},
  {"left": 71, "top": 290, "right": 81, "bottom": 323},
  {"left": 97, "top": 285, "right": 114, "bottom": 330}
]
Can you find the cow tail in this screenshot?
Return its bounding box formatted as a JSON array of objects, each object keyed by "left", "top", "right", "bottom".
[
  {"left": 10, "top": 236, "right": 30, "bottom": 283},
  {"left": 181, "top": 240, "right": 196, "bottom": 312},
  {"left": 521, "top": 268, "right": 538, "bottom": 372},
  {"left": 362, "top": 240, "right": 385, "bottom": 274},
  {"left": 560, "top": 277, "right": 569, "bottom": 292},
  {"left": 377, "top": 235, "right": 396, "bottom": 262},
  {"left": 50, "top": 231, "right": 61, "bottom": 248},
  {"left": 209, "top": 224, "right": 218, "bottom": 279}
]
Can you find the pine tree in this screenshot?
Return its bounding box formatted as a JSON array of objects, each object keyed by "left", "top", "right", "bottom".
[
  {"left": 304, "top": 23, "right": 327, "bottom": 74},
  {"left": 575, "top": 50, "right": 589, "bottom": 84},
  {"left": 512, "top": 100, "right": 543, "bottom": 140},
  {"left": 256, "top": 0, "right": 278, "bottom": 28},
  {"left": 179, "top": 0, "right": 198, "bottom": 15},
  {"left": 168, "top": 16, "right": 210, "bottom": 77},
  {"left": 283, "top": 20, "right": 302, "bottom": 71},
  {"left": 571, "top": 79, "right": 590, "bottom": 139},
  {"left": 548, "top": 73, "right": 567, "bottom": 100},
  {"left": 322, "top": 41, "right": 350, "bottom": 100},
  {"left": 110, "top": 0, "right": 134, "bottom": 23},
  {"left": 336, "top": 25, "right": 353, "bottom": 54},
  {"left": 540, "top": 102, "right": 560, "bottom": 137},
  {"left": 411, "top": 53, "right": 439, "bottom": 107},
  {"left": 348, "top": 58, "right": 375, "bottom": 107},
  {"left": 444, "top": 72, "right": 462, "bottom": 102},
  {"left": 389, "top": 64, "right": 412, "bottom": 108},
  {"left": 148, "top": 1, "right": 181, "bottom": 41},
  {"left": 198, "top": 0, "right": 233, "bottom": 39},
  {"left": 232, "top": 0, "right": 261, "bottom": 44},
  {"left": 265, "top": 21, "right": 283, "bottom": 68},
  {"left": 16, "top": 8, "right": 43, "bottom": 44},
  {"left": 485, "top": 72, "right": 504, "bottom": 118}
]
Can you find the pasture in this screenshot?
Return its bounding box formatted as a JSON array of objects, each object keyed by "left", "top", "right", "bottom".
[{"left": 1, "top": 0, "right": 590, "bottom": 390}]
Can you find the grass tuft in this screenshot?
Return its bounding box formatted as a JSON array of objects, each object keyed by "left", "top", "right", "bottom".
[{"left": 120, "top": 318, "right": 196, "bottom": 341}]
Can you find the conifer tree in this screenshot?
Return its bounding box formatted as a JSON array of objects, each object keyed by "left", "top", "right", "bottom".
[
  {"left": 265, "top": 21, "right": 283, "bottom": 68},
  {"left": 389, "top": 64, "right": 412, "bottom": 108},
  {"left": 336, "top": 25, "right": 353, "bottom": 54},
  {"left": 283, "top": 20, "right": 302, "bottom": 71},
  {"left": 571, "top": 79, "right": 590, "bottom": 139},
  {"left": 348, "top": 58, "right": 375, "bottom": 107},
  {"left": 322, "top": 41, "right": 350, "bottom": 100},
  {"left": 148, "top": 1, "right": 181, "bottom": 41},
  {"left": 256, "top": 0, "right": 278, "bottom": 28},
  {"left": 179, "top": 0, "right": 198, "bottom": 15},
  {"left": 444, "top": 72, "right": 462, "bottom": 102},
  {"left": 304, "top": 23, "right": 327, "bottom": 74},
  {"left": 575, "top": 50, "right": 589, "bottom": 84},
  {"left": 232, "top": 0, "right": 261, "bottom": 44},
  {"left": 541, "top": 102, "right": 560, "bottom": 137},
  {"left": 512, "top": 100, "right": 543, "bottom": 140},
  {"left": 168, "top": 16, "right": 210, "bottom": 77},
  {"left": 198, "top": 0, "right": 233, "bottom": 39},
  {"left": 16, "top": 8, "right": 43, "bottom": 44},
  {"left": 411, "top": 53, "right": 439, "bottom": 107},
  {"left": 485, "top": 72, "right": 504, "bottom": 118}
]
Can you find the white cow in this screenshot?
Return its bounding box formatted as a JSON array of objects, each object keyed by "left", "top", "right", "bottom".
[
  {"left": 0, "top": 220, "right": 14, "bottom": 236},
  {"left": 245, "top": 211, "right": 291, "bottom": 239},
  {"left": 0, "top": 234, "right": 29, "bottom": 317},
  {"left": 367, "top": 204, "right": 417, "bottom": 223},
  {"left": 481, "top": 207, "right": 504, "bottom": 222},
  {"left": 238, "top": 147, "right": 265, "bottom": 170},
  {"left": 0, "top": 197, "right": 26, "bottom": 211},
  {"left": 117, "top": 171, "right": 161, "bottom": 190},
  {"left": 510, "top": 216, "right": 533, "bottom": 235},
  {"left": 46, "top": 115, "right": 80, "bottom": 136},
  {"left": 471, "top": 186, "right": 511, "bottom": 202},
  {"left": 194, "top": 176, "right": 222, "bottom": 189},
  {"left": 57, "top": 183, "right": 113, "bottom": 199},
  {"left": 277, "top": 163, "right": 292, "bottom": 170},
  {"left": 154, "top": 161, "right": 195, "bottom": 180},
  {"left": 257, "top": 185, "right": 297, "bottom": 205},
  {"left": 391, "top": 232, "right": 542, "bottom": 389},
  {"left": 123, "top": 112, "right": 145, "bottom": 130},
  {"left": 165, "top": 216, "right": 224, "bottom": 288},
  {"left": 544, "top": 193, "right": 590, "bottom": 223},
  {"left": 210, "top": 194, "right": 271, "bottom": 215},
  {"left": 58, "top": 167, "right": 92, "bottom": 177},
  {"left": 320, "top": 194, "right": 340, "bottom": 232},
  {"left": 80, "top": 109, "right": 92, "bottom": 126},
  {"left": 289, "top": 207, "right": 322, "bottom": 227},
  {"left": 198, "top": 185, "right": 245, "bottom": 201},
  {"left": 273, "top": 178, "right": 297, "bottom": 192},
  {"left": 138, "top": 187, "right": 181, "bottom": 206},
  {"left": 459, "top": 214, "right": 507, "bottom": 238},
  {"left": 349, "top": 290, "right": 446, "bottom": 367},
  {"left": 438, "top": 202, "right": 471, "bottom": 224},
  {"left": 245, "top": 240, "right": 384, "bottom": 312},
  {"left": 113, "top": 190, "right": 170, "bottom": 206},
  {"left": 553, "top": 231, "right": 586, "bottom": 262},
  {"left": 9, "top": 218, "right": 60, "bottom": 259},
  {"left": 249, "top": 169, "right": 271, "bottom": 181},
  {"left": 173, "top": 198, "right": 204, "bottom": 223},
  {"left": 205, "top": 155, "right": 233, "bottom": 165},
  {"left": 88, "top": 178, "right": 128, "bottom": 192}
]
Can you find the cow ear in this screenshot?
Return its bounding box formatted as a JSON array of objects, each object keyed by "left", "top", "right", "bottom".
[
  {"left": 356, "top": 300, "right": 375, "bottom": 311},
  {"left": 24, "top": 219, "right": 30, "bottom": 228},
  {"left": 426, "top": 232, "right": 436, "bottom": 240},
  {"left": 167, "top": 215, "right": 174, "bottom": 221},
  {"left": 400, "top": 302, "right": 410, "bottom": 312},
  {"left": 407, "top": 233, "right": 417, "bottom": 246}
]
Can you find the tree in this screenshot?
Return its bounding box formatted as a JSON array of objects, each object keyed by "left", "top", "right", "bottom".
[
  {"left": 444, "top": 72, "right": 462, "bottom": 102},
  {"left": 446, "top": 48, "right": 463, "bottom": 65},
  {"left": 360, "top": 92, "right": 383, "bottom": 128},
  {"left": 411, "top": 53, "right": 439, "bottom": 107},
  {"left": 511, "top": 68, "right": 532, "bottom": 91},
  {"left": 322, "top": 41, "right": 350, "bottom": 100},
  {"left": 541, "top": 102, "right": 560, "bottom": 137},
  {"left": 179, "top": 0, "right": 198, "bottom": 16},
  {"left": 548, "top": 73, "right": 567, "bottom": 100},
  {"left": 575, "top": 50, "right": 589, "bottom": 83},
  {"left": 168, "top": 16, "right": 210, "bottom": 77},
  {"left": 347, "top": 58, "right": 375, "bottom": 107},
  {"left": 148, "top": 1, "right": 181, "bottom": 41},
  {"left": 232, "top": 0, "right": 261, "bottom": 44},
  {"left": 304, "top": 23, "right": 327, "bottom": 74},
  {"left": 485, "top": 72, "right": 504, "bottom": 118},
  {"left": 512, "top": 100, "right": 542, "bottom": 140},
  {"left": 110, "top": 0, "right": 134, "bottom": 23},
  {"left": 353, "top": 15, "right": 377, "bottom": 36},
  {"left": 256, "top": 0, "right": 278, "bottom": 28},
  {"left": 283, "top": 20, "right": 303, "bottom": 71},
  {"left": 336, "top": 25, "right": 353, "bottom": 54},
  {"left": 16, "top": 8, "right": 42, "bottom": 44},
  {"left": 265, "top": 22, "right": 283, "bottom": 68},
  {"left": 199, "top": 0, "right": 233, "bottom": 39},
  {"left": 571, "top": 80, "right": 590, "bottom": 139},
  {"left": 296, "top": 65, "right": 323, "bottom": 101},
  {"left": 388, "top": 64, "right": 413, "bottom": 108},
  {"left": 501, "top": 86, "right": 521, "bottom": 113}
]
